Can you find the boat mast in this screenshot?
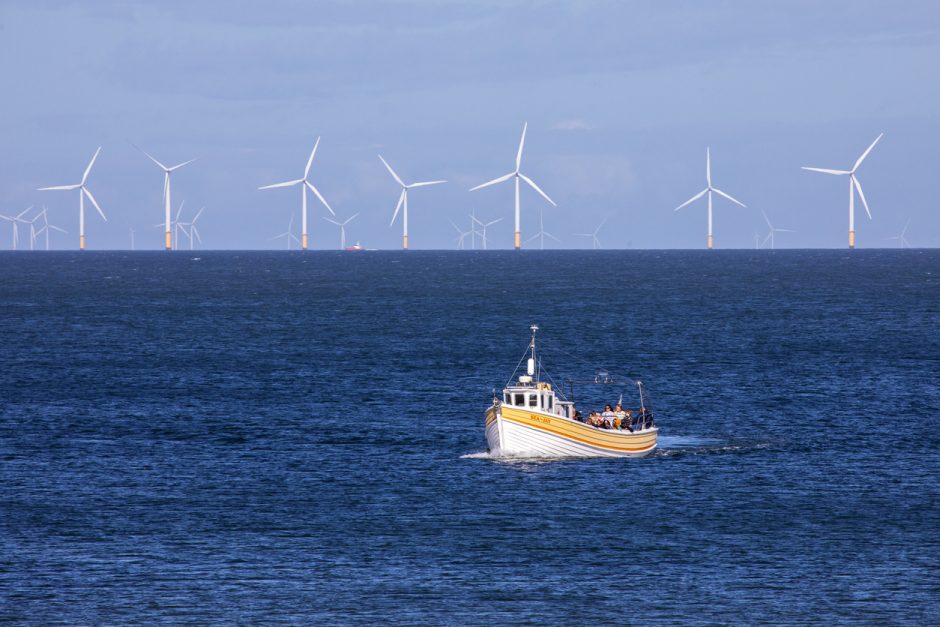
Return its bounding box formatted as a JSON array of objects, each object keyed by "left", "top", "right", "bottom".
[{"left": 528, "top": 324, "right": 539, "bottom": 384}]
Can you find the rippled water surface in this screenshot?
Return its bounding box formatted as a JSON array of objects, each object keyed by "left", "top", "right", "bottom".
[{"left": 1, "top": 250, "right": 938, "bottom": 623}]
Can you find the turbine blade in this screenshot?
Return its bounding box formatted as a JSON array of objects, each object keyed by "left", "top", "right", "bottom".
[
  {"left": 760, "top": 208, "right": 772, "bottom": 229},
  {"left": 168, "top": 158, "right": 197, "bottom": 171},
  {"left": 853, "top": 133, "right": 883, "bottom": 171},
  {"left": 38, "top": 184, "right": 81, "bottom": 191},
  {"left": 712, "top": 188, "right": 746, "bottom": 207},
  {"left": 306, "top": 181, "right": 334, "bottom": 215},
  {"left": 82, "top": 147, "right": 102, "bottom": 184},
  {"left": 82, "top": 187, "right": 107, "bottom": 221},
  {"left": 50, "top": 225, "right": 67, "bottom": 233},
  {"left": 390, "top": 189, "right": 405, "bottom": 225},
  {"left": 852, "top": 175, "right": 872, "bottom": 219},
  {"left": 516, "top": 122, "right": 527, "bottom": 171},
  {"left": 346, "top": 212, "right": 359, "bottom": 224},
  {"left": 801, "top": 167, "right": 850, "bottom": 175},
  {"left": 323, "top": 217, "right": 341, "bottom": 226},
  {"left": 378, "top": 155, "right": 405, "bottom": 187},
  {"left": 519, "top": 173, "right": 556, "bottom": 206},
  {"left": 305, "top": 136, "right": 321, "bottom": 178},
  {"left": 407, "top": 180, "right": 446, "bottom": 188},
  {"left": 470, "top": 172, "right": 514, "bottom": 191},
  {"left": 706, "top": 147, "right": 711, "bottom": 187},
  {"left": 175, "top": 201, "right": 185, "bottom": 222},
  {"left": 192, "top": 207, "right": 204, "bottom": 222},
  {"left": 545, "top": 232, "right": 561, "bottom": 242},
  {"left": 674, "top": 188, "right": 707, "bottom": 211},
  {"left": 136, "top": 145, "right": 169, "bottom": 171},
  {"left": 259, "top": 178, "right": 304, "bottom": 190}
]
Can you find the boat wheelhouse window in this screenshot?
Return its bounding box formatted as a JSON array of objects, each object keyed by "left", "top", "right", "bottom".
[
  {"left": 547, "top": 396, "right": 553, "bottom": 410},
  {"left": 514, "top": 393, "right": 525, "bottom": 406},
  {"left": 539, "top": 395, "right": 545, "bottom": 408},
  {"left": 528, "top": 394, "right": 537, "bottom": 407},
  {"left": 504, "top": 393, "right": 510, "bottom": 404}
]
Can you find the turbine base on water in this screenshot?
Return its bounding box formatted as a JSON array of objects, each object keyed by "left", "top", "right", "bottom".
[
  {"left": 79, "top": 235, "right": 85, "bottom": 250},
  {"left": 708, "top": 234, "right": 713, "bottom": 249},
  {"left": 403, "top": 234, "right": 409, "bottom": 250},
  {"left": 302, "top": 233, "right": 308, "bottom": 250},
  {"left": 514, "top": 231, "right": 521, "bottom": 249},
  {"left": 165, "top": 231, "right": 172, "bottom": 251},
  {"left": 849, "top": 230, "right": 855, "bottom": 249}
]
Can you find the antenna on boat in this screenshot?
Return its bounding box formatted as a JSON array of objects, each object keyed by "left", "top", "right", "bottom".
[
  {"left": 528, "top": 324, "right": 539, "bottom": 380},
  {"left": 637, "top": 381, "right": 646, "bottom": 411}
]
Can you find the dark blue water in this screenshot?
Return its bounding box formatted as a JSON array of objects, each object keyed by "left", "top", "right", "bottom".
[{"left": 1, "top": 250, "right": 938, "bottom": 624}]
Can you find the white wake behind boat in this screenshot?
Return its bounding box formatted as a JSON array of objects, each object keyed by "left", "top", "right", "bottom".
[{"left": 484, "top": 326, "right": 658, "bottom": 458}]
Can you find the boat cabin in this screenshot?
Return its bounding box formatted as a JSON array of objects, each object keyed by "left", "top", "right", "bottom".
[{"left": 502, "top": 378, "right": 576, "bottom": 420}]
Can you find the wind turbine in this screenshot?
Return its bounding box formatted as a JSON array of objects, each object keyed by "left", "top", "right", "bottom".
[
  {"left": 34, "top": 208, "right": 66, "bottom": 251},
  {"left": 135, "top": 144, "right": 195, "bottom": 251},
  {"left": 259, "top": 137, "right": 334, "bottom": 250},
  {"left": 130, "top": 228, "right": 135, "bottom": 251},
  {"left": 471, "top": 122, "right": 556, "bottom": 249},
  {"left": 759, "top": 208, "right": 795, "bottom": 250},
  {"left": 378, "top": 155, "right": 445, "bottom": 250},
  {"left": 0, "top": 207, "right": 33, "bottom": 250},
  {"left": 802, "top": 133, "right": 883, "bottom": 248},
  {"left": 575, "top": 216, "right": 607, "bottom": 250},
  {"left": 884, "top": 219, "right": 912, "bottom": 248},
  {"left": 471, "top": 215, "right": 502, "bottom": 250},
  {"left": 180, "top": 207, "right": 204, "bottom": 250},
  {"left": 323, "top": 212, "right": 359, "bottom": 249},
  {"left": 269, "top": 213, "right": 301, "bottom": 250},
  {"left": 38, "top": 147, "right": 106, "bottom": 250},
  {"left": 525, "top": 207, "right": 561, "bottom": 249},
  {"left": 674, "top": 148, "right": 746, "bottom": 249},
  {"left": 449, "top": 220, "right": 472, "bottom": 249}
]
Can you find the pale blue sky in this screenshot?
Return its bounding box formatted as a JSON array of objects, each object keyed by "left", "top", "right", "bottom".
[{"left": 1, "top": 0, "right": 939, "bottom": 249}]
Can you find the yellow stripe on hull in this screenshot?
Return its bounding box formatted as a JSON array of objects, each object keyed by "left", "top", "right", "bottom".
[{"left": 485, "top": 405, "right": 657, "bottom": 457}]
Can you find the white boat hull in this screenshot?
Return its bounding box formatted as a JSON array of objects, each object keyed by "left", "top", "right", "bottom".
[{"left": 485, "top": 404, "right": 657, "bottom": 458}]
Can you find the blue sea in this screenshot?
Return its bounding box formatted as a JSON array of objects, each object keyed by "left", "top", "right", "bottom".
[{"left": 1, "top": 250, "right": 938, "bottom": 624}]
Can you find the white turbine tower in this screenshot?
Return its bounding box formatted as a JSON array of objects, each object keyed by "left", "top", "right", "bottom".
[
  {"left": 471, "top": 215, "right": 502, "bottom": 250},
  {"left": 38, "top": 147, "right": 106, "bottom": 250},
  {"left": 259, "top": 137, "right": 334, "bottom": 250},
  {"left": 0, "top": 207, "right": 33, "bottom": 250},
  {"left": 802, "top": 133, "right": 883, "bottom": 249},
  {"left": 525, "top": 207, "right": 561, "bottom": 249},
  {"left": 760, "top": 208, "right": 795, "bottom": 250},
  {"left": 135, "top": 145, "right": 195, "bottom": 251},
  {"left": 378, "top": 155, "right": 445, "bottom": 250},
  {"left": 154, "top": 201, "right": 186, "bottom": 249},
  {"left": 674, "top": 148, "right": 746, "bottom": 249},
  {"left": 323, "top": 213, "right": 359, "bottom": 249},
  {"left": 470, "top": 122, "right": 556, "bottom": 249},
  {"left": 129, "top": 228, "right": 135, "bottom": 251},
  {"left": 884, "top": 219, "right": 912, "bottom": 248},
  {"left": 575, "top": 216, "right": 607, "bottom": 250},
  {"left": 269, "top": 213, "right": 301, "bottom": 250}
]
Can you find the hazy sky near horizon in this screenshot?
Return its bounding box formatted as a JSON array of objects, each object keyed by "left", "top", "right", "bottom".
[{"left": 1, "top": 0, "right": 939, "bottom": 249}]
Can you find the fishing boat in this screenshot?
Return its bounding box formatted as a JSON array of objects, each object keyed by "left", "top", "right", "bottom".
[
  {"left": 344, "top": 242, "right": 365, "bottom": 251},
  {"left": 484, "top": 325, "right": 658, "bottom": 458}
]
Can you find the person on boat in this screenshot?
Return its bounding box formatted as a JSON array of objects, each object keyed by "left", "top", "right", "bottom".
[
  {"left": 601, "top": 404, "right": 616, "bottom": 429},
  {"left": 614, "top": 403, "right": 633, "bottom": 432}
]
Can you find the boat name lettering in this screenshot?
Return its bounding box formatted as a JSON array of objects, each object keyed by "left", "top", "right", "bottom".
[{"left": 530, "top": 414, "right": 551, "bottom": 424}]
